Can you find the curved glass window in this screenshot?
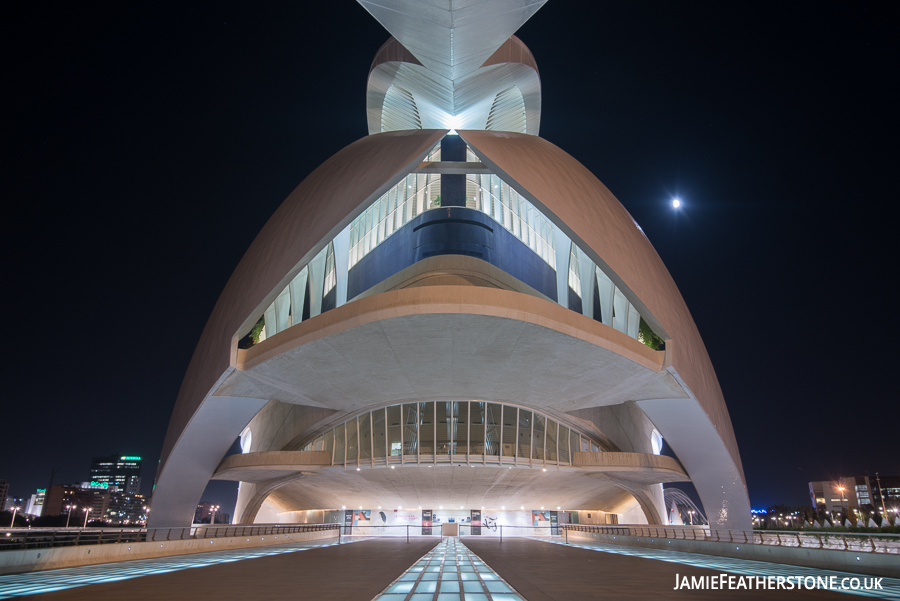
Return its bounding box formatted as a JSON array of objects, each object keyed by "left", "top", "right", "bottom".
[
  {"left": 299, "top": 400, "right": 606, "bottom": 468},
  {"left": 241, "top": 136, "right": 665, "bottom": 353},
  {"left": 467, "top": 173, "right": 556, "bottom": 269},
  {"left": 567, "top": 242, "right": 581, "bottom": 298}
]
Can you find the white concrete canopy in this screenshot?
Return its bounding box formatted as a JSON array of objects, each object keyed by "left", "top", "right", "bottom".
[
  {"left": 357, "top": 0, "right": 546, "bottom": 81},
  {"left": 367, "top": 36, "right": 542, "bottom": 134}
]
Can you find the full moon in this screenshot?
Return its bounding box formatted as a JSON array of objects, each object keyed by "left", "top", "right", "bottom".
[{"left": 672, "top": 198, "right": 682, "bottom": 208}]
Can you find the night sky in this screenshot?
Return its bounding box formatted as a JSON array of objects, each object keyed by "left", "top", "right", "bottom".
[{"left": 4, "top": 1, "right": 897, "bottom": 517}]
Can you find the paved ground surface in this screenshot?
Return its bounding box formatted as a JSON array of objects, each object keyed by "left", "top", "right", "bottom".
[
  {"left": 462, "top": 538, "right": 858, "bottom": 600},
  {"left": 13, "top": 538, "right": 438, "bottom": 601}
]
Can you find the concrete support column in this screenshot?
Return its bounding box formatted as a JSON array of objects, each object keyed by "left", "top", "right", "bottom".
[
  {"left": 148, "top": 392, "right": 267, "bottom": 528},
  {"left": 638, "top": 396, "right": 752, "bottom": 531}
]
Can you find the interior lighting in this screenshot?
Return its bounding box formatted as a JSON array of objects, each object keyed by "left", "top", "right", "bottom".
[
  {"left": 542, "top": 468, "right": 547, "bottom": 472},
  {"left": 390, "top": 466, "right": 395, "bottom": 469},
  {"left": 672, "top": 198, "right": 682, "bottom": 209},
  {"left": 356, "top": 467, "right": 361, "bottom": 471},
  {"left": 521, "top": 506, "right": 524, "bottom": 510}
]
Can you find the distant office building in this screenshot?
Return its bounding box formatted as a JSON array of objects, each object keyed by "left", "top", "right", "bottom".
[
  {"left": 106, "top": 492, "right": 148, "bottom": 525},
  {"left": 0, "top": 480, "right": 8, "bottom": 513},
  {"left": 4, "top": 497, "right": 24, "bottom": 511},
  {"left": 43, "top": 484, "right": 110, "bottom": 521},
  {"left": 872, "top": 475, "right": 900, "bottom": 516},
  {"left": 194, "top": 502, "right": 227, "bottom": 524},
  {"left": 25, "top": 489, "right": 46, "bottom": 517},
  {"left": 810, "top": 476, "right": 876, "bottom": 516},
  {"left": 90, "top": 455, "right": 142, "bottom": 494}
]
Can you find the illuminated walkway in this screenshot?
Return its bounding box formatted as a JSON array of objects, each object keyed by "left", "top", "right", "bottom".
[
  {"left": 0, "top": 538, "right": 428, "bottom": 600},
  {"left": 3, "top": 536, "right": 896, "bottom": 600},
  {"left": 374, "top": 537, "right": 524, "bottom": 601},
  {"left": 464, "top": 538, "right": 899, "bottom": 600}
]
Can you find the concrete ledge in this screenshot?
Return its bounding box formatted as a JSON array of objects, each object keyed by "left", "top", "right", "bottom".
[
  {"left": 0, "top": 528, "right": 338, "bottom": 576},
  {"left": 567, "top": 531, "right": 900, "bottom": 578},
  {"left": 211, "top": 450, "right": 332, "bottom": 482}
]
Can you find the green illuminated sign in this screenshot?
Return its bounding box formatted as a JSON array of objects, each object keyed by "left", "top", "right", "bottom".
[
  {"left": 89, "top": 481, "right": 109, "bottom": 489},
  {"left": 37, "top": 489, "right": 46, "bottom": 493},
  {"left": 121, "top": 456, "right": 141, "bottom": 461}
]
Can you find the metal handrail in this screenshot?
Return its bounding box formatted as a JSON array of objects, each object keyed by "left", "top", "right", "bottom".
[
  {"left": 339, "top": 523, "right": 559, "bottom": 541},
  {"left": 0, "top": 523, "right": 339, "bottom": 551},
  {"left": 560, "top": 524, "right": 900, "bottom": 554}
]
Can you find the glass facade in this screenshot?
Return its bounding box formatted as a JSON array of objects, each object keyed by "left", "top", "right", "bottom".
[
  {"left": 466, "top": 173, "right": 556, "bottom": 269},
  {"left": 300, "top": 401, "right": 605, "bottom": 468},
  {"left": 348, "top": 144, "right": 555, "bottom": 272},
  {"left": 244, "top": 136, "right": 659, "bottom": 350}
]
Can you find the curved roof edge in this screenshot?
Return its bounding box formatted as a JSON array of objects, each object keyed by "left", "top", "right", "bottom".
[
  {"left": 157, "top": 130, "right": 447, "bottom": 474},
  {"left": 458, "top": 130, "right": 744, "bottom": 483}
]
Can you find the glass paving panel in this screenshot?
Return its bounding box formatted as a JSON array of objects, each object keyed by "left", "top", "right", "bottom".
[{"left": 373, "top": 538, "right": 525, "bottom": 601}]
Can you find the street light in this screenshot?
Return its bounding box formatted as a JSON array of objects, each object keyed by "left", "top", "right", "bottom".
[
  {"left": 9, "top": 506, "right": 19, "bottom": 528},
  {"left": 837, "top": 483, "right": 847, "bottom": 525},
  {"left": 688, "top": 510, "right": 694, "bottom": 526},
  {"left": 65, "top": 505, "right": 76, "bottom": 528},
  {"left": 83, "top": 507, "right": 91, "bottom": 528},
  {"left": 210, "top": 505, "right": 220, "bottom": 525}
]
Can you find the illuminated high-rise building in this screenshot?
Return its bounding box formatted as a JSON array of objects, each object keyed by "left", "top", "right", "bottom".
[{"left": 89, "top": 454, "right": 142, "bottom": 494}]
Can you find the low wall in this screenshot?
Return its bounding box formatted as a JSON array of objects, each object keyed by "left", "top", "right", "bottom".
[
  {"left": 567, "top": 531, "right": 899, "bottom": 579},
  {"left": 0, "top": 528, "right": 338, "bottom": 576}
]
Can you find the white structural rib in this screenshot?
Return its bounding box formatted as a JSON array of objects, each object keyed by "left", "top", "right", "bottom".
[{"left": 358, "top": 0, "right": 547, "bottom": 81}]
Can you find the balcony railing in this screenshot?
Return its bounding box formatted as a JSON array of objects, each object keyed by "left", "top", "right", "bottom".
[
  {"left": 562, "top": 524, "right": 900, "bottom": 554},
  {"left": 0, "top": 523, "right": 339, "bottom": 551}
]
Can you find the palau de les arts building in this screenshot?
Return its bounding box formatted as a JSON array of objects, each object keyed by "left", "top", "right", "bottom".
[{"left": 151, "top": 0, "right": 751, "bottom": 533}]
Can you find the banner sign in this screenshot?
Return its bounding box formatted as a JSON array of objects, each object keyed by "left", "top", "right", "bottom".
[
  {"left": 344, "top": 509, "right": 353, "bottom": 535},
  {"left": 470, "top": 509, "right": 481, "bottom": 535},
  {"left": 422, "top": 509, "right": 433, "bottom": 535},
  {"left": 550, "top": 510, "right": 559, "bottom": 535}
]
